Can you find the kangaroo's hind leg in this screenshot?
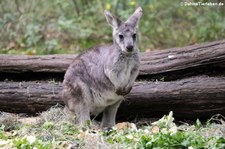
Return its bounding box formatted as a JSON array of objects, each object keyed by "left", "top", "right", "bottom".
[
  {"left": 101, "top": 99, "right": 122, "bottom": 128},
  {"left": 62, "top": 83, "right": 90, "bottom": 127}
]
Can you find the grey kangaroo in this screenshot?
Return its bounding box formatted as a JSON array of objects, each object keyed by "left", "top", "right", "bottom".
[{"left": 62, "top": 7, "right": 142, "bottom": 128}]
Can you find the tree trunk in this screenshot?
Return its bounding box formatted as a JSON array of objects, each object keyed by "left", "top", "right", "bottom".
[
  {"left": 139, "top": 39, "right": 225, "bottom": 80},
  {"left": 122, "top": 76, "right": 225, "bottom": 119},
  {"left": 1, "top": 40, "right": 225, "bottom": 81},
  {"left": 0, "top": 54, "right": 75, "bottom": 73},
  {"left": 1, "top": 76, "right": 225, "bottom": 119},
  {"left": 1, "top": 40, "right": 225, "bottom": 119}
]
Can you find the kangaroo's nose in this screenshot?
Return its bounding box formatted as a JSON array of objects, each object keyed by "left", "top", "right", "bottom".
[{"left": 126, "top": 45, "right": 133, "bottom": 52}]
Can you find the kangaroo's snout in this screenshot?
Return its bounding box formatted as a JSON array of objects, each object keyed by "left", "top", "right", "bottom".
[{"left": 126, "top": 45, "right": 134, "bottom": 52}]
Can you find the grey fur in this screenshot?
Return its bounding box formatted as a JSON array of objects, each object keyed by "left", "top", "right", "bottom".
[{"left": 62, "top": 7, "right": 142, "bottom": 128}]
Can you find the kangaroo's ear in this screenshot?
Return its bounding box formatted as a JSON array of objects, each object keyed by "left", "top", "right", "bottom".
[
  {"left": 125, "top": 7, "right": 143, "bottom": 27},
  {"left": 104, "top": 10, "right": 122, "bottom": 29}
]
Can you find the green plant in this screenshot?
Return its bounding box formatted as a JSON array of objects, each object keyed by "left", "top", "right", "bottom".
[
  {"left": 13, "top": 136, "right": 52, "bottom": 149},
  {"left": 0, "top": 0, "right": 225, "bottom": 54}
]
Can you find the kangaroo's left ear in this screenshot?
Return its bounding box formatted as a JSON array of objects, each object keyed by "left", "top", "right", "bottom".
[{"left": 125, "top": 7, "right": 143, "bottom": 27}]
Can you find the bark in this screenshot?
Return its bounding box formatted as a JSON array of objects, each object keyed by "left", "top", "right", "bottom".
[
  {"left": 0, "top": 81, "right": 62, "bottom": 114},
  {"left": 1, "top": 40, "right": 225, "bottom": 81},
  {"left": 1, "top": 76, "right": 225, "bottom": 119},
  {"left": 122, "top": 76, "right": 225, "bottom": 119},
  {"left": 140, "top": 39, "right": 225, "bottom": 75},
  {"left": 0, "top": 54, "right": 75, "bottom": 73},
  {"left": 139, "top": 39, "right": 225, "bottom": 80}
]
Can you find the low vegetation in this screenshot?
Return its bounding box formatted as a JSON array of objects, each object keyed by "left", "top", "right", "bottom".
[
  {"left": 1, "top": 0, "right": 225, "bottom": 54},
  {"left": 0, "top": 1, "right": 225, "bottom": 148},
  {"left": 0, "top": 108, "right": 224, "bottom": 148}
]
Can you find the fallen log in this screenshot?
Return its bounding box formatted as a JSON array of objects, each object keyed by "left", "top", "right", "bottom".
[
  {"left": 0, "top": 54, "right": 75, "bottom": 73},
  {"left": 123, "top": 76, "right": 225, "bottom": 119},
  {"left": 1, "top": 40, "right": 225, "bottom": 81},
  {"left": 1, "top": 76, "right": 225, "bottom": 119},
  {"left": 0, "top": 81, "right": 62, "bottom": 114}
]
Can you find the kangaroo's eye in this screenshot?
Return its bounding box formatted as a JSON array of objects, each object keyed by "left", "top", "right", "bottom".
[
  {"left": 132, "top": 33, "right": 136, "bottom": 40},
  {"left": 119, "top": 34, "right": 124, "bottom": 40}
]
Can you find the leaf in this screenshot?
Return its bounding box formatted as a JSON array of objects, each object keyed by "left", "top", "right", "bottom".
[
  {"left": 42, "top": 121, "right": 54, "bottom": 130},
  {"left": 217, "top": 137, "right": 225, "bottom": 143},
  {"left": 196, "top": 119, "right": 202, "bottom": 129}
]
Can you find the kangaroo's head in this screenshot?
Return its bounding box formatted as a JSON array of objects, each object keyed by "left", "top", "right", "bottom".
[{"left": 104, "top": 7, "right": 143, "bottom": 54}]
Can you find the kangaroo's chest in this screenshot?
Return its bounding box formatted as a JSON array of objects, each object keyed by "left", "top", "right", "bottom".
[{"left": 115, "top": 58, "right": 136, "bottom": 87}]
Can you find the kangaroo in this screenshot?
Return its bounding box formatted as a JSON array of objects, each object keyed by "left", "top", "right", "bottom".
[{"left": 62, "top": 7, "right": 142, "bottom": 128}]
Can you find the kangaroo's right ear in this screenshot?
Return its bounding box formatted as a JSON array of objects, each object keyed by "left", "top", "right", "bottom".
[
  {"left": 104, "top": 10, "right": 122, "bottom": 29},
  {"left": 125, "top": 7, "right": 143, "bottom": 28}
]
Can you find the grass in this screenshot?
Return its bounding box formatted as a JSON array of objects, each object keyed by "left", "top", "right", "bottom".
[{"left": 0, "top": 108, "right": 225, "bottom": 149}]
